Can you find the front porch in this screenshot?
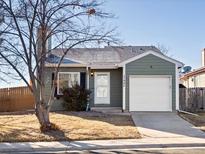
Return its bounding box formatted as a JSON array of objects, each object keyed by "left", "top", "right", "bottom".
[
  {"left": 91, "top": 107, "right": 124, "bottom": 113},
  {"left": 87, "top": 68, "right": 123, "bottom": 109}
]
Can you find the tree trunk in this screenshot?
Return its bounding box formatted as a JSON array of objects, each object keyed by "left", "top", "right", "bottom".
[{"left": 35, "top": 102, "right": 51, "bottom": 131}]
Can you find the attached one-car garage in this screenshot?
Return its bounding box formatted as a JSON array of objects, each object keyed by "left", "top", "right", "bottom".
[
  {"left": 129, "top": 76, "right": 172, "bottom": 111},
  {"left": 120, "top": 51, "right": 184, "bottom": 112}
]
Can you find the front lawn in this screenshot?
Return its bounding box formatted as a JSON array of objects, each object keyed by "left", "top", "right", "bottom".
[
  {"left": 179, "top": 112, "right": 205, "bottom": 132},
  {"left": 0, "top": 111, "right": 140, "bottom": 142}
]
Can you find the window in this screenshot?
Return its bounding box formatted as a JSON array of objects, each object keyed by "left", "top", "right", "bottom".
[{"left": 57, "top": 72, "right": 80, "bottom": 95}]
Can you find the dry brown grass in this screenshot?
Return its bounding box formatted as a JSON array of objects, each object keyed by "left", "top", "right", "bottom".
[
  {"left": 179, "top": 112, "right": 205, "bottom": 132},
  {"left": 0, "top": 111, "right": 140, "bottom": 142}
]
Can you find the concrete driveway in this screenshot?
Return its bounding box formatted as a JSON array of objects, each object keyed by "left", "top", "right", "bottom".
[{"left": 131, "top": 112, "right": 205, "bottom": 138}]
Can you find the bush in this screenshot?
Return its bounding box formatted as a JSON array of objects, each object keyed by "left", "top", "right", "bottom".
[{"left": 62, "top": 84, "right": 91, "bottom": 111}]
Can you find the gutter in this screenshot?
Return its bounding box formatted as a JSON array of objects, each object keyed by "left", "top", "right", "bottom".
[{"left": 45, "top": 63, "right": 86, "bottom": 67}]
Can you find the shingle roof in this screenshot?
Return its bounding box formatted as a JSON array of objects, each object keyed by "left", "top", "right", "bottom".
[
  {"left": 48, "top": 46, "right": 162, "bottom": 67},
  {"left": 180, "top": 66, "right": 205, "bottom": 80},
  {"left": 46, "top": 54, "right": 79, "bottom": 64}
]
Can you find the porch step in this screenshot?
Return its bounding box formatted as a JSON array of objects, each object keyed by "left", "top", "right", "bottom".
[{"left": 91, "top": 107, "right": 130, "bottom": 115}]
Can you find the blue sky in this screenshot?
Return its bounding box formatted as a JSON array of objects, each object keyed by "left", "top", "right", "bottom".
[
  {"left": 105, "top": 0, "right": 205, "bottom": 69},
  {"left": 1, "top": 0, "right": 204, "bottom": 87}
]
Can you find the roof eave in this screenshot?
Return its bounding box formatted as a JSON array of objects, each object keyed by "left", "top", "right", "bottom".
[
  {"left": 118, "top": 50, "right": 184, "bottom": 67},
  {"left": 45, "top": 63, "right": 86, "bottom": 67},
  {"left": 89, "top": 65, "right": 119, "bottom": 69},
  {"left": 48, "top": 54, "right": 87, "bottom": 65},
  {"left": 180, "top": 67, "right": 205, "bottom": 79}
]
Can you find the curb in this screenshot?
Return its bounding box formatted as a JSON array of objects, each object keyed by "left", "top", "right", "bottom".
[{"left": 1, "top": 142, "right": 205, "bottom": 152}]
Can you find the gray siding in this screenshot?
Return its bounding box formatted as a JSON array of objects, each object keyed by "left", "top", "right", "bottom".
[
  {"left": 125, "top": 54, "right": 176, "bottom": 111},
  {"left": 44, "top": 67, "right": 86, "bottom": 111},
  {"left": 89, "top": 68, "right": 122, "bottom": 107}
]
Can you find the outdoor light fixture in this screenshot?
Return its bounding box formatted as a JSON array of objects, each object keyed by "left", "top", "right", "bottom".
[{"left": 90, "top": 70, "right": 94, "bottom": 76}]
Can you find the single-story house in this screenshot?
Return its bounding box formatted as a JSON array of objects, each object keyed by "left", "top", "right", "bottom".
[
  {"left": 180, "top": 49, "right": 205, "bottom": 88},
  {"left": 45, "top": 46, "right": 184, "bottom": 112}
]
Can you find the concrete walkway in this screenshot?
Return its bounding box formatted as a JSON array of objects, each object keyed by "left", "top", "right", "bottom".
[
  {"left": 0, "top": 138, "right": 205, "bottom": 153},
  {"left": 131, "top": 112, "right": 205, "bottom": 138}
]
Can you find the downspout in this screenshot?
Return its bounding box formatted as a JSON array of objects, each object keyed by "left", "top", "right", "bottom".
[
  {"left": 86, "top": 66, "right": 90, "bottom": 111},
  {"left": 122, "top": 65, "right": 126, "bottom": 112},
  {"left": 86, "top": 66, "right": 90, "bottom": 89},
  {"left": 175, "top": 65, "right": 179, "bottom": 110}
]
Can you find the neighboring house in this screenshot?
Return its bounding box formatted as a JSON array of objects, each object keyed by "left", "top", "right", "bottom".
[
  {"left": 180, "top": 49, "right": 205, "bottom": 88},
  {"left": 45, "top": 46, "right": 183, "bottom": 112}
]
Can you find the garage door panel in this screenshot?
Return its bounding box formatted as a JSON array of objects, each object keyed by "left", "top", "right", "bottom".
[{"left": 129, "top": 76, "right": 171, "bottom": 111}]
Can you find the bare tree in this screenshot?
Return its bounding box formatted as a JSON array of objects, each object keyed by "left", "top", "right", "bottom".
[
  {"left": 0, "top": 5, "right": 11, "bottom": 83},
  {"left": 155, "top": 43, "right": 170, "bottom": 55},
  {"left": 0, "top": 0, "right": 117, "bottom": 130}
]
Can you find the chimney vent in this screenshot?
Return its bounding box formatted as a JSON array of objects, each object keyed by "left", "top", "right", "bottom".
[{"left": 202, "top": 48, "right": 205, "bottom": 67}]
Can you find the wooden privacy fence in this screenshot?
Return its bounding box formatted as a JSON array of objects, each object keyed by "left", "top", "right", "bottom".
[
  {"left": 0, "top": 86, "right": 35, "bottom": 112},
  {"left": 179, "top": 88, "right": 205, "bottom": 113}
]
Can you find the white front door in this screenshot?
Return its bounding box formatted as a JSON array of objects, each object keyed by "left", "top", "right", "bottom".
[{"left": 94, "top": 72, "right": 110, "bottom": 104}]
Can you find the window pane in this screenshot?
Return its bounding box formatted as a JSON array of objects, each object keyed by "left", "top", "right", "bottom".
[
  {"left": 70, "top": 74, "right": 78, "bottom": 86},
  {"left": 59, "top": 74, "right": 70, "bottom": 88},
  {"left": 97, "top": 75, "right": 108, "bottom": 86},
  {"left": 97, "top": 87, "right": 108, "bottom": 97},
  {"left": 58, "top": 73, "right": 79, "bottom": 94}
]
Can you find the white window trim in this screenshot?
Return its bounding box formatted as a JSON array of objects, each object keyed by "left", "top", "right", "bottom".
[{"left": 57, "top": 72, "right": 80, "bottom": 95}]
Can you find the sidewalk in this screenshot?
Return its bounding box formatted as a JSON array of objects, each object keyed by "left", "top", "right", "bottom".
[{"left": 0, "top": 137, "right": 205, "bottom": 152}]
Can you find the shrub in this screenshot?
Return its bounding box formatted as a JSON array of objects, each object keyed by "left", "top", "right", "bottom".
[{"left": 62, "top": 84, "right": 91, "bottom": 111}]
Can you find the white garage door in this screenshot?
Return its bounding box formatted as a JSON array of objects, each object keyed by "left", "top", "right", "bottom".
[{"left": 129, "top": 76, "right": 172, "bottom": 111}]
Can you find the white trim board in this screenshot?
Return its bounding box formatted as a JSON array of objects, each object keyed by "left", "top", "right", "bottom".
[
  {"left": 89, "top": 65, "right": 118, "bottom": 69},
  {"left": 45, "top": 63, "right": 86, "bottom": 67},
  {"left": 86, "top": 67, "right": 90, "bottom": 89},
  {"left": 122, "top": 65, "right": 126, "bottom": 110},
  {"left": 51, "top": 54, "right": 86, "bottom": 64},
  {"left": 175, "top": 65, "right": 179, "bottom": 110},
  {"left": 46, "top": 50, "right": 184, "bottom": 69},
  {"left": 119, "top": 50, "right": 184, "bottom": 67}
]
